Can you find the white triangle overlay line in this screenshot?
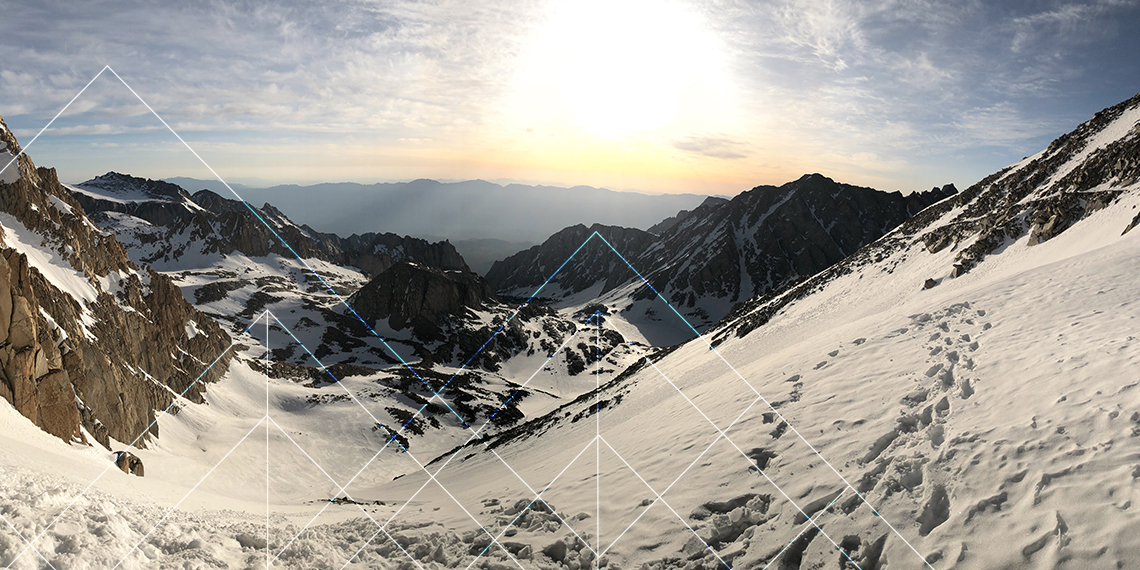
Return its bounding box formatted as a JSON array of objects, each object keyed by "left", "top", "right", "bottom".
[
  {"left": 597, "top": 436, "right": 734, "bottom": 570},
  {"left": 265, "top": 416, "right": 419, "bottom": 570},
  {"left": 461, "top": 435, "right": 602, "bottom": 570},
  {"left": 592, "top": 234, "right": 936, "bottom": 569},
  {"left": 602, "top": 317, "right": 864, "bottom": 567},
  {"left": 2, "top": 66, "right": 936, "bottom": 570},
  {"left": 111, "top": 415, "right": 268, "bottom": 569},
  {"left": 0, "top": 514, "right": 59, "bottom": 570},
  {"left": 254, "top": 310, "right": 536, "bottom": 570},
  {"left": 268, "top": 311, "right": 600, "bottom": 561},
  {"left": 260, "top": 310, "right": 592, "bottom": 570},
  {"left": 598, "top": 394, "right": 765, "bottom": 558}
]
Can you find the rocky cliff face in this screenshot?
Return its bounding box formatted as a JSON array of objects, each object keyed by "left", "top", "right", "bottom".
[
  {"left": 0, "top": 117, "right": 231, "bottom": 449},
  {"left": 71, "top": 173, "right": 469, "bottom": 277},
  {"left": 487, "top": 175, "right": 955, "bottom": 331},
  {"left": 350, "top": 261, "right": 498, "bottom": 336},
  {"left": 341, "top": 259, "right": 620, "bottom": 373}
]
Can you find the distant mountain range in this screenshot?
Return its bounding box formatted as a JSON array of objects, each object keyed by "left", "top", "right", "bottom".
[{"left": 163, "top": 177, "right": 711, "bottom": 272}]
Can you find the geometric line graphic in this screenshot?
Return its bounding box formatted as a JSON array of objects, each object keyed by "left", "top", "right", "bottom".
[
  {"left": 3, "top": 66, "right": 938, "bottom": 570},
  {"left": 3, "top": 316, "right": 260, "bottom": 570}
]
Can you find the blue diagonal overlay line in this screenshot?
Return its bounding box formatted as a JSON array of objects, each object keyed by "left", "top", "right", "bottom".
[{"left": 9, "top": 67, "right": 939, "bottom": 570}]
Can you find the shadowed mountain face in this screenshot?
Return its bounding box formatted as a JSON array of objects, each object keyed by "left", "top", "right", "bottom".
[
  {"left": 486, "top": 174, "right": 956, "bottom": 332},
  {"left": 349, "top": 261, "right": 499, "bottom": 339}
]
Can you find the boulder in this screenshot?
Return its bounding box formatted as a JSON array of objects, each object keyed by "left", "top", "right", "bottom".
[
  {"left": 115, "top": 450, "right": 145, "bottom": 477},
  {"left": 924, "top": 278, "right": 938, "bottom": 290},
  {"left": 542, "top": 539, "right": 567, "bottom": 563}
]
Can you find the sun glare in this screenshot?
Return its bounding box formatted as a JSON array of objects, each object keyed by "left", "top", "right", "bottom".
[{"left": 511, "top": 0, "right": 734, "bottom": 138}]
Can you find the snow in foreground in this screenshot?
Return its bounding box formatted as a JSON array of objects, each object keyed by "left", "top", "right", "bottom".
[{"left": 1, "top": 194, "right": 1140, "bottom": 569}]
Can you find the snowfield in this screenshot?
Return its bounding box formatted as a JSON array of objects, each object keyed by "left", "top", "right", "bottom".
[
  {"left": 0, "top": 185, "right": 1138, "bottom": 569},
  {"left": 3, "top": 90, "right": 1140, "bottom": 569}
]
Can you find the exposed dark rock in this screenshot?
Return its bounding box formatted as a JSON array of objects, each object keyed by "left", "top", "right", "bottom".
[
  {"left": 924, "top": 278, "right": 938, "bottom": 289},
  {"left": 115, "top": 450, "right": 144, "bottom": 476},
  {"left": 542, "top": 539, "right": 567, "bottom": 563},
  {"left": 350, "top": 261, "right": 497, "bottom": 335},
  {"left": 487, "top": 174, "right": 955, "bottom": 330},
  {"left": 1125, "top": 211, "right": 1140, "bottom": 235}
]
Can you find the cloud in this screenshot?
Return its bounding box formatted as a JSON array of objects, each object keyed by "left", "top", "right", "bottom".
[
  {"left": 950, "top": 102, "right": 1068, "bottom": 148},
  {"left": 0, "top": 0, "right": 534, "bottom": 140},
  {"left": 673, "top": 136, "right": 748, "bottom": 159},
  {"left": 1009, "top": 0, "right": 1134, "bottom": 53},
  {"left": 1, "top": 0, "right": 1138, "bottom": 196}
]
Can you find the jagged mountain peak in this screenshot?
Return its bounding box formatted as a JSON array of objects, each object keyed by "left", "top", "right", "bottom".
[{"left": 76, "top": 171, "right": 191, "bottom": 203}]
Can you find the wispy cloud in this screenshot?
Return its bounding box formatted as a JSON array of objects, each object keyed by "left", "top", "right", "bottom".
[
  {"left": 1009, "top": 0, "right": 1135, "bottom": 53},
  {"left": 673, "top": 136, "right": 748, "bottom": 159}
]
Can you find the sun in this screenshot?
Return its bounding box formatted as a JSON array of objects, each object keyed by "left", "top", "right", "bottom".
[{"left": 511, "top": 0, "right": 732, "bottom": 138}]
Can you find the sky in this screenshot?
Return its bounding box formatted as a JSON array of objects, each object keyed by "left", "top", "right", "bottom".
[{"left": 1, "top": 0, "right": 1139, "bottom": 196}]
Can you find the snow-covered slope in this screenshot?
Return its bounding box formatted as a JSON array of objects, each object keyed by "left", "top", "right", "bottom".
[
  {"left": 382, "top": 93, "right": 1140, "bottom": 570},
  {"left": 2, "top": 91, "right": 1139, "bottom": 570},
  {"left": 71, "top": 171, "right": 644, "bottom": 452}
]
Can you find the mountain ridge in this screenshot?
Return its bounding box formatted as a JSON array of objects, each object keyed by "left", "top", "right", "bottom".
[
  {"left": 163, "top": 176, "right": 711, "bottom": 246},
  {"left": 486, "top": 173, "right": 956, "bottom": 337},
  {"left": 714, "top": 91, "right": 1140, "bottom": 343}
]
